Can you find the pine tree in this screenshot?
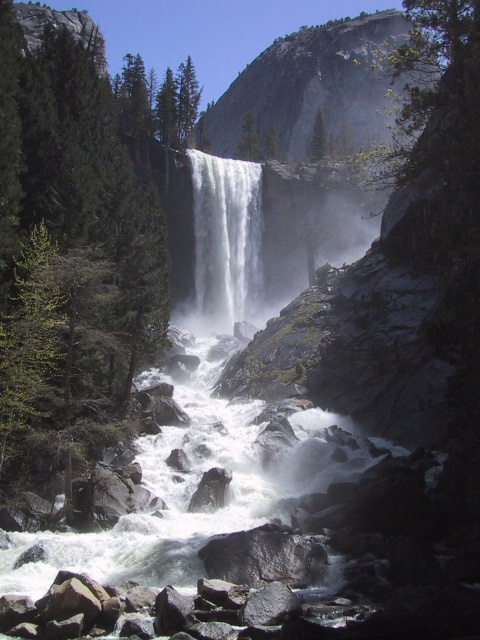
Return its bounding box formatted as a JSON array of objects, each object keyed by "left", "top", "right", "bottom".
[
  {"left": 237, "top": 112, "right": 261, "bottom": 161},
  {"left": 117, "top": 53, "right": 150, "bottom": 137},
  {"left": 0, "top": 0, "right": 24, "bottom": 300},
  {"left": 176, "top": 56, "right": 202, "bottom": 147},
  {"left": 308, "top": 109, "right": 327, "bottom": 162},
  {"left": 155, "top": 67, "right": 178, "bottom": 147},
  {"left": 115, "top": 180, "right": 170, "bottom": 409},
  {"left": 264, "top": 124, "right": 280, "bottom": 160},
  {"left": 0, "top": 222, "right": 64, "bottom": 476}
]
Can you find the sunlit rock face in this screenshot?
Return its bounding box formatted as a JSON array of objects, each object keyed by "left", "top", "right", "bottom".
[
  {"left": 202, "top": 10, "right": 411, "bottom": 162},
  {"left": 13, "top": 3, "right": 107, "bottom": 75}
]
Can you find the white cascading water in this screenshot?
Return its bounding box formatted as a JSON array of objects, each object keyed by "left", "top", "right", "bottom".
[
  {"left": 0, "top": 156, "right": 413, "bottom": 638},
  {"left": 0, "top": 336, "right": 372, "bottom": 602},
  {"left": 188, "top": 149, "right": 263, "bottom": 334}
]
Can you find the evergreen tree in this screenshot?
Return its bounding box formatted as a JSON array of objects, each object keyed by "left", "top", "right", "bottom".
[
  {"left": 176, "top": 56, "right": 202, "bottom": 147},
  {"left": 117, "top": 53, "right": 150, "bottom": 137},
  {"left": 146, "top": 67, "right": 158, "bottom": 138},
  {"left": 237, "top": 112, "right": 261, "bottom": 161},
  {"left": 196, "top": 115, "right": 212, "bottom": 153},
  {"left": 155, "top": 67, "right": 178, "bottom": 147},
  {"left": 308, "top": 109, "right": 327, "bottom": 162},
  {"left": 0, "top": 0, "right": 24, "bottom": 299},
  {"left": 263, "top": 124, "right": 280, "bottom": 160},
  {"left": 0, "top": 222, "right": 64, "bottom": 476},
  {"left": 114, "top": 180, "right": 170, "bottom": 409}
]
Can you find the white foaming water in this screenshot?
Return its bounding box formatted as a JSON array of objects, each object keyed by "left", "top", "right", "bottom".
[
  {"left": 0, "top": 333, "right": 410, "bottom": 609},
  {"left": 188, "top": 149, "right": 263, "bottom": 334},
  {"left": 0, "top": 335, "right": 301, "bottom": 600}
]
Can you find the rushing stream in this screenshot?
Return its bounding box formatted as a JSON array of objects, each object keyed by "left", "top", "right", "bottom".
[
  {"left": 0, "top": 332, "right": 408, "bottom": 606},
  {"left": 0, "top": 152, "right": 412, "bottom": 638}
]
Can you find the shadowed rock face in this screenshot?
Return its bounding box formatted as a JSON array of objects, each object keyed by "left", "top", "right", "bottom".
[
  {"left": 13, "top": 3, "right": 106, "bottom": 75},
  {"left": 216, "top": 248, "right": 455, "bottom": 447},
  {"left": 202, "top": 11, "right": 410, "bottom": 162}
]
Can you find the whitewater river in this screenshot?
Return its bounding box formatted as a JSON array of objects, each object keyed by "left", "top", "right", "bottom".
[{"left": 0, "top": 331, "right": 410, "bottom": 609}]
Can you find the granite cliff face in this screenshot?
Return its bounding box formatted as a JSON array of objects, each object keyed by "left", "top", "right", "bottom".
[
  {"left": 13, "top": 2, "right": 106, "bottom": 75},
  {"left": 202, "top": 10, "right": 410, "bottom": 162},
  {"left": 217, "top": 69, "right": 479, "bottom": 449}
]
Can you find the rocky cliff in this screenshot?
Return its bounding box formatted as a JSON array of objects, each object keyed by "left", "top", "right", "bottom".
[
  {"left": 217, "top": 66, "right": 480, "bottom": 450},
  {"left": 13, "top": 2, "right": 106, "bottom": 75},
  {"left": 202, "top": 10, "right": 410, "bottom": 162}
]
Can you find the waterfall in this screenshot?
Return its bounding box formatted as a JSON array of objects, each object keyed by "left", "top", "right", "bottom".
[{"left": 187, "top": 149, "right": 263, "bottom": 334}]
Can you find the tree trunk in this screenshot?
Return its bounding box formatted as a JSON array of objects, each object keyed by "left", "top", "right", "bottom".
[{"left": 120, "top": 343, "right": 136, "bottom": 418}]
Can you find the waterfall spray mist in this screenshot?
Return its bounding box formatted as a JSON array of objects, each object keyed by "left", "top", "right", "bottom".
[{"left": 188, "top": 150, "right": 263, "bottom": 334}]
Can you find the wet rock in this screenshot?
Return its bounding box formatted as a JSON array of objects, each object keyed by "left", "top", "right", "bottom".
[
  {"left": 206, "top": 335, "right": 242, "bottom": 363},
  {"left": 169, "top": 355, "right": 201, "bottom": 372},
  {"left": 142, "top": 382, "right": 174, "bottom": 398},
  {"left": 117, "top": 615, "right": 155, "bottom": 639},
  {"left": 188, "top": 468, "right": 232, "bottom": 513},
  {"left": 254, "top": 417, "right": 299, "bottom": 469},
  {"left": 199, "top": 523, "right": 328, "bottom": 588},
  {"left": 44, "top": 613, "right": 84, "bottom": 640},
  {"left": 0, "top": 508, "right": 22, "bottom": 532},
  {"left": 154, "top": 586, "right": 194, "bottom": 636},
  {"left": 192, "top": 609, "right": 239, "bottom": 626},
  {"left": 197, "top": 578, "right": 248, "bottom": 609},
  {"left": 5, "top": 622, "right": 41, "bottom": 638},
  {"left": 36, "top": 577, "right": 102, "bottom": 628},
  {"left": 166, "top": 449, "right": 192, "bottom": 473},
  {"left": 125, "top": 586, "right": 159, "bottom": 613},
  {"left": 169, "top": 633, "right": 196, "bottom": 640},
  {"left": 239, "top": 581, "right": 301, "bottom": 626},
  {"left": 186, "top": 621, "right": 234, "bottom": 640},
  {"left": 146, "top": 396, "right": 190, "bottom": 427},
  {"left": 101, "top": 596, "right": 125, "bottom": 627},
  {"left": 51, "top": 572, "right": 110, "bottom": 603},
  {"left": 237, "top": 626, "right": 282, "bottom": 639},
  {"left": 21, "top": 492, "right": 60, "bottom": 530},
  {"left": 120, "top": 463, "right": 142, "bottom": 485},
  {"left": 0, "top": 596, "right": 37, "bottom": 633},
  {"left": 327, "top": 528, "right": 388, "bottom": 559},
  {"left": 193, "top": 445, "right": 213, "bottom": 459},
  {"left": 252, "top": 399, "right": 312, "bottom": 425},
  {"left": 13, "top": 543, "right": 47, "bottom": 569},
  {"left": 168, "top": 361, "right": 192, "bottom": 384},
  {"left": 72, "top": 465, "right": 130, "bottom": 530},
  {"left": 387, "top": 536, "right": 444, "bottom": 586},
  {"left": 102, "top": 443, "right": 136, "bottom": 467},
  {"left": 305, "top": 473, "right": 437, "bottom": 538},
  {"left": 234, "top": 321, "right": 259, "bottom": 344}
]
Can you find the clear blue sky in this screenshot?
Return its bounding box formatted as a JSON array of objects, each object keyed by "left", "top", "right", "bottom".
[{"left": 16, "top": 1, "right": 405, "bottom": 109}]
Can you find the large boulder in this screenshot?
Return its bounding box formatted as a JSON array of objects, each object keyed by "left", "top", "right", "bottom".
[
  {"left": 35, "top": 577, "right": 102, "bottom": 629},
  {"left": 198, "top": 523, "right": 328, "bottom": 588},
  {"left": 254, "top": 417, "right": 299, "bottom": 469},
  {"left": 188, "top": 468, "right": 232, "bottom": 513},
  {"left": 0, "top": 596, "right": 37, "bottom": 633},
  {"left": 166, "top": 449, "right": 192, "bottom": 473},
  {"left": 169, "top": 355, "right": 201, "bottom": 372},
  {"left": 0, "top": 508, "right": 22, "bottom": 532},
  {"left": 234, "top": 322, "right": 258, "bottom": 344},
  {"left": 71, "top": 464, "right": 162, "bottom": 531},
  {"left": 154, "top": 586, "right": 195, "bottom": 636},
  {"left": 197, "top": 579, "right": 248, "bottom": 610},
  {"left": 13, "top": 543, "right": 47, "bottom": 569},
  {"left": 239, "top": 582, "right": 301, "bottom": 626},
  {"left": 117, "top": 614, "right": 155, "bottom": 639},
  {"left": 186, "top": 621, "right": 234, "bottom": 640},
  {"left": 306, "top": 472, "right": 438, "bottom": 539},
  {"left": 43, "top": 613, "right": 84, "bottom": 640}
]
